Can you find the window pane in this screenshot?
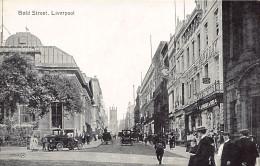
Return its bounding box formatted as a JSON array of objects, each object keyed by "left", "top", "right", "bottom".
[{"left": 51, "top": 103, "right": 62, "bottom": 128}]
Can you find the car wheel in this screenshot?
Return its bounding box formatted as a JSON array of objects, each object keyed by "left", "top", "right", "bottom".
[
  {"left": 77, "top": 143, "right": 83, "bottom": 150},
  {"left": 48, "top": 145, "right": 54, "bottom": 151},
  {"left": 56, "top": 143, "right": 63, "bottom": 151}
]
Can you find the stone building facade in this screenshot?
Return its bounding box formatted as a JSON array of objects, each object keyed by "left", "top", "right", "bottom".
[
  {"left": 89, "top": 76, "right": 107, "bottom": 136},
  {"left": 167, "top": 0, "right": 223, "bottom": 141},
  {"left": 125, "top": 102, "right": 135, "bottom": 130},
  {"left": 153, "top": 42, "right": 169, "bottom": 134},
  {"left": 139, "top": 41, "right": 167, "bottom": 135},
  {"left": 139, "top": 62, "right": 155, "bottom": 135},
  {"left": 222, "top": 1, "right": 260, "bottom": 145},
  {"left": 0, "top": 32, "right": 97, "bottom": 138}
]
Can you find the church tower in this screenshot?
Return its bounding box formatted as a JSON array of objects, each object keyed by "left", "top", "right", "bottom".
[{"left": 109, "top": 106, "right": 118, "bottom": 135}]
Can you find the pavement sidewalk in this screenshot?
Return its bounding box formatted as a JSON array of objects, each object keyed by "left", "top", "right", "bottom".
[
  {"left": 164, "top": 144, "right": 190, "bottom": 159},
  {"left": 82, "top": 139, "right": 102, "bottom": 149},
  {"left": 0, "top": 139, "right": 102, "bottom": 153},
  {"left": 141, "top": 141, "right": 190, "bottom": 159}
]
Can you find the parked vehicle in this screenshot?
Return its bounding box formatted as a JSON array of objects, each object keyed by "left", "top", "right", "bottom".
[
  {"left": 132, "top": 131, "right": 139, "bottom": 142},
  {"left": 45, "top": 129, "right": 83, "bottom": 151},
  {"left": 120, "top": 130, "right": 133, "bottom": 146}
]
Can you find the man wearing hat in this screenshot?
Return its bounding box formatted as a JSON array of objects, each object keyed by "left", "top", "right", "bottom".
[
  {"left": 193, "top": 127, "right": 215, "bottom": 166},
  {"left": 235, "top": 129, "right": 259, "bottom": 166},
  {"left": 219, "top": 132, "right": 239, "bottom": 166}
]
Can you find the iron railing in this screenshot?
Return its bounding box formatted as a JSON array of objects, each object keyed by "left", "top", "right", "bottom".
[{"left": 196, "top": 80, "right": 223, "bottom": 100}]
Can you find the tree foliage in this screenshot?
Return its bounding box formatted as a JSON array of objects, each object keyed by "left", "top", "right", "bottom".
[
  {"left": 39, "top": 73, "right": 83, "bottom": 114},
  {"left": 0, "top": 53, "right": 37, "bottom": 114},
  {"left": 0, "top": 53, "right": 84, "bottom": 127}
]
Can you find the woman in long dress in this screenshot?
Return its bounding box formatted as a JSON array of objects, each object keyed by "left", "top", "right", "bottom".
[
  {"left": 30, "top": 136, "right": 38, "bottom": 151},
  {"left": 29, "top": 136, "right": 34, "bottom": 151}
]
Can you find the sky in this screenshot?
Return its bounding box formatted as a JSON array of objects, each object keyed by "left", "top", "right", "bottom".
[{"left": 1, "top": 0, "right": 195, "bottom": 120}]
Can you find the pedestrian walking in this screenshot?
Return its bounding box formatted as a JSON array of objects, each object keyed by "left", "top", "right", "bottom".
[
  {"left": 86, "top": 133, "right": 90, "bottom": 145},
  {"left": 41, "top": 134, "right": 47, "bottom": 151},
  {"left": 154, "top": 133, "right": 166, "bottom": 165},
  {"left": 235, "top": 129, "right": 259, "bottom": 166},
  {"left": 82, "top": 132, "right": 86, "bottom": 144},
  {"left": 30, "top": 135, "right": 39, "bottom": 152},
  {"left": 193, "top": 127, "right": 215, "bottom": 166},
  {"left": 169, "top": 135, "right": 174, "bottom": 149},
  {"left": 214, "top": 132, "right": 239, "bottom": 166},
  {"left": 0, "top": 136, "right": 3, "bottom": 152},
  {"left": 188, "top": 139, "right": 198, "bottom": 166},
  {"left": 144, "top": 134, "right": 148, "bottom": 145},
  {"left": 172, "top": 134, "right": 176, "bottom": 148}
]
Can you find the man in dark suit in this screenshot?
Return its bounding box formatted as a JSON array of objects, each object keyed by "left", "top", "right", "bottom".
[
  {"left": 220, "top": 132, "right": 239, "bottom": 166},
  {"left": 235, "top": 129, "right": 259, "bottom": 166},
  {"left": 154, "top": 132, "right": 166, "bottom": 165},
  {"left": 194, "top": 127, "right": 215, "bottom": 166}
]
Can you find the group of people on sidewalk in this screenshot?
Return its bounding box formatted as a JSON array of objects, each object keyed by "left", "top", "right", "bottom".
[
  {"left": 188, "top": 127, "right": 259, "bottom": 166},
  {"left": 146, "top": 127, "right": 259, "bottom": 166}
]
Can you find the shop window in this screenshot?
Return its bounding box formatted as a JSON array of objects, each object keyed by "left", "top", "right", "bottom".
[{"left": 197, "top": 114, "right": 202, "bottom": 127}]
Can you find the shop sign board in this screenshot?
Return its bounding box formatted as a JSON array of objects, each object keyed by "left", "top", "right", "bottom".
[
  {"left": 200, "top": 99, "right": 217, "bottom": 110},
  {"left": 203, "top": 78, "right": 210, "bottom": 84}
]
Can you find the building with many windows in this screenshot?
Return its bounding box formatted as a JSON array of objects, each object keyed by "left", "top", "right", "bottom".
[
  {"left": 167, "top": 0, "right": 223, "bottom": 141},
  {"left": 139, "top": 41, "right": 168, "bottom": 135},
  {"left": 89, "top": 76, "right": 108, "bottom": 137}
]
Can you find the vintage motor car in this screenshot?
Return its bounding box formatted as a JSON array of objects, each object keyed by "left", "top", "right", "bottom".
[
  {"left": 102, "top": 130, "right": 113, "bottom": 145},
  {"left": 45, "top": 129, "right": 83, "bottom": 151},
  {"left": 120, "top": 130, "right": 133, "bottom": 146},
  {"left": 131, "top": 130, "right": 139, "bottom": 142}
]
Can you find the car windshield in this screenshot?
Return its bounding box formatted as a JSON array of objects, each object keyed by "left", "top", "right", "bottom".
[
  {"left": 53, "top": 130, "right": 61, "bottom": 135},
  {"left": 123, "top": 131, "right": 131, "bottom": 136}
]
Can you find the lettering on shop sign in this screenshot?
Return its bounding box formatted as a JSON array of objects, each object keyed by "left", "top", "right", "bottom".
[{"left": 200, "top": 99, "right": 217, "bottom": 110}]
